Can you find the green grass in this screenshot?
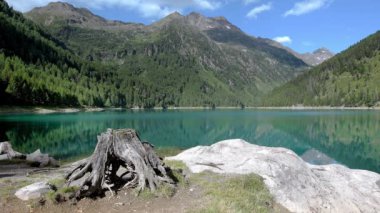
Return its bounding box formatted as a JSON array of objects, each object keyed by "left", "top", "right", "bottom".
[
  {"left": 47, "top": 178, "right": 66, "bottom": 187},
  {"left": 138, "top": 184, "right": 176, "bottom": 199},
  {"left": 191, "top": 172, "right": 274, "bottom": 213},
  {"left": 164, "top": 160, "right": 189, "bottom": 188},
  {"left": 45, "top": 186, "right": 79, "bottom": 203},
  {"left": 45, "top": 178, "right": 77, "bottom": 204},
  {"left": 163, "top": 160, "right": 274, "bottom": 212},
  {"left": 0, "top": 179, "right": 32, "bottom": 198},
  {"left": 155, "top": 147, "right": 183, "bottom": 158},
  {"left": 138, "top": 160, "right": 188, "bottom": 199},
  {"left": 164, "top": 160, "right": 187, "bottom": 170}
]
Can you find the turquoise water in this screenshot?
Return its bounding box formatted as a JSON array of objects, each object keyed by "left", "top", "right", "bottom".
[{"left": 0, "top": 110, "right": 379, "bottom": 173}]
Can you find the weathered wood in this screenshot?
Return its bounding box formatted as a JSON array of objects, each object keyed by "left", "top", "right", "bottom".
[
  {"left": 0, "top": 141, "right": 24, "bottom": 159},
  {"left": 65, "top": 128, "right": 175, "bottom": 199},
  {"left": 0, "top": 141, "right": 58, "bottom": 167}
]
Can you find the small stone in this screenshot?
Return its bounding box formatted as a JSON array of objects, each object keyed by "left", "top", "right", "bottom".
[
  {"left": 15, "top": 182, "right": 52, "bottom": 201},
  {"left": 114, "top": 202, "right": 124, "bottom": 206}
]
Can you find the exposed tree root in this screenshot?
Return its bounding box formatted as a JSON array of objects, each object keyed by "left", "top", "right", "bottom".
[{"left": 65, "top": 128, "right": 175, "bottom": 199}]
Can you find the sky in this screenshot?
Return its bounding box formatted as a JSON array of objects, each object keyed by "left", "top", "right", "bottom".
[{"left": 5, "top": 0, "right": 380, "bottom": 53}]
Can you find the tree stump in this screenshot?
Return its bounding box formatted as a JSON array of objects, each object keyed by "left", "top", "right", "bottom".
[
  {"left": 65, "top": 128, "right": 175, "bottom": 199},
  {"left": 0, "top": 141, "right": 58, "bottom": 167},
  {"left": 0, "top": 141, "right": 24, "bottom": 160}
]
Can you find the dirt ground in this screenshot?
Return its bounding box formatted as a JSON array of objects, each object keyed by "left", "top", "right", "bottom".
[
  {"left": 0, "top": 160, "right": 288, "bottom": 213},
  {"left": 0, "top": 160, "right": 207, "bottom": 213},
  {"left": 1, "top": 184, "right": 206, "bottom": 213}
]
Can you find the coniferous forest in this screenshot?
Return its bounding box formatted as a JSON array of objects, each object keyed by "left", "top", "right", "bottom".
[
  {"left": 1, "top": 0, "right": 380, "bottom": 108},
  {"left": 0, "top": 1, "right": 120, "bottom": 107},
  {"left": 263, "top": 31, "right": 380, "bottom": 107}
]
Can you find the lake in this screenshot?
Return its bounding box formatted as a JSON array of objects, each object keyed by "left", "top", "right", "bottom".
[{"left": 0, "top": 109, "right": 379, "bottom": 173}]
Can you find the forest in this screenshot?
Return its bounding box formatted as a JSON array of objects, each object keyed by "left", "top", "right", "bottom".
[
  {"left": 0, "top": 0, "right": 253, "bottom": 108},
  {"left": 263, "top": 31, "right": 380, "bottom": 107}
]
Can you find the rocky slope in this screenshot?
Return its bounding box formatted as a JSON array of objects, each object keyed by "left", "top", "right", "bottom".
[
  {"left": 260, "top": 38, "right": 334, "bottom": 66},
  {"left": 299, "top": 48, "right": 335, "bottom": 66},
  {"left": 167, "top": 139, "right": 380, "bottom": 213}
]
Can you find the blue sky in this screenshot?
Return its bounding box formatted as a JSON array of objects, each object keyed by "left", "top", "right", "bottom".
[{"left": 6, "top": 0, "right": 380, "bottom": 53}]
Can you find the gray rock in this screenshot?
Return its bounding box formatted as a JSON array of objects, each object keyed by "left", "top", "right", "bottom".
[
  {"left": 166, "top": 139, "right": 380, "bottom": 213},
  {"left": 301, "top": 148, "right": 337, "bottom": 165},
  {"left": 26, "top": 149, "right": 59, "bottom": 167},
  {"left": 15, "top": 181, "right": 52, "bottom": 201}
]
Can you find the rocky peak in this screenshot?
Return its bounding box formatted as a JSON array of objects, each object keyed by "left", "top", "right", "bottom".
[
  {"left": 313, "top": 47, "right": 333, "bottom": 55},
  {"left": 26, "top": 1, "right": 107, "bottom": 26},
  {"left": 184, "top": 12, "right": 240, "bottom": 31},
  {"left": 166, "top": 11, "right": 183, "bottom": 19},
  {"left": 45, "top": 2, "right": 75, "bottom": 11},
  {"left": 303, "top": 48, "right": 334, "bottom": 66},
  {"left": 25, "top": 2, "right": 146, "bottom": 31},
  {"left": 262, "top": 37, "right": 334, "bottom": 66}
]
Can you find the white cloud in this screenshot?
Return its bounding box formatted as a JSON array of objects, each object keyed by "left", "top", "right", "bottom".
[
  {"left": 193, "top": 0, "right": 221, "bottom": 10},
  {"left": 246, "top": 3, "right": 272, "bottom": 19},
  {"left": 273, "top": 36, "right": 292, "bottom": 44},
  {"left": 4, "top": 0, "right": 52, "bottom": 12},
  {"left": 5, "top": 0, "right": 222, "bottom": 18},
  {"left": 284, "top": 0, "right": 332, "bottom": 17},
  {"left": 243, "top": 0, "right": 260, "bottom": 5}
]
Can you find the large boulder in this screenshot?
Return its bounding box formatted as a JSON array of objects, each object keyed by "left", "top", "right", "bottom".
[
  {"left": 15, "top": 182, "right": 52, "bottom": 201},
  {"left": 166, "top": 139, "right": 380, "bottom": 213}
]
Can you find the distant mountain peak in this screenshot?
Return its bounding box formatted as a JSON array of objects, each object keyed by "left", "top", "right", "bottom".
[
  {"left": 304, "top": 48, "right": 334, "bottom": 66},
  {"left": 313, "top": 47, "right": 333, "bottom": 55},
  {"left": 167, "top": 11, "right": 182, "bottom": 18},
  {"left": 25, "top": 2, "right": 145, "bottom": 30},
  {"left": 212, "top": 16, "right": 227, "bottom": 21},
  {"left": 188, "top": 11, "right": 202, "bottom": 17},
  {"left": 46, "top": 1, "right": 75, "bottom": 9},
  {"left": 260, "top": 37, "right": 334, "bottom": 66}
]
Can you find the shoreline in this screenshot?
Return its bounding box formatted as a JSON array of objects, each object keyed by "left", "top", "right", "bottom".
[
  {"left": 2, "top": 140, "right": 379, "bottom": 212},
  {"left": 0, "top": 105, "right": 379, "bottom": 114}
]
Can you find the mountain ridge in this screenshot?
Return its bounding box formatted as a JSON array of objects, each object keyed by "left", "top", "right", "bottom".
[
  {"left": 26, "top": 2, "right": 331, "bottom": 66},
  {"left": 263, "top": 30, "right": 380, "bottom": 107},
  {"left": 259, "top": 37, "right": 334, "bottom": 66},
  {"left": 25, "top": 1, "right": 309, "bottom": 97}
]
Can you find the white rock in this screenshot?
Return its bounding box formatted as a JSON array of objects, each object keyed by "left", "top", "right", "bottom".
[
  {"left": 166, "top": 139, "right": 380, "bottom": 213},
  {"left": 15, "top": 182, "right": 52, "bottom": 201}
]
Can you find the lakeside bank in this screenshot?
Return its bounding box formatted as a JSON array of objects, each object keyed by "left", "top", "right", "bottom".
[{"left": 1, "top": 105, "right": 380, "bottom": 115}]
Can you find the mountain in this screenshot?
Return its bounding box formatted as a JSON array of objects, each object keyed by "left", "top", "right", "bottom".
[
  {"left": 299, "top": 48, "right": 335, "bottom": 66},
  {"left": 25, "top": 2, "right": 308, "bottom": 102},
  {"left": 0, "top": 0, "right": 309, "bottom": 108},
  {"left": 260, "top": 38, "right": 334, "bottom": 66},
  {"left": 24, "top": 2, "right": 144, "bottom": 31},
  {"left": 0, "top": 0, "right": 115, "bottom": 106},
  {"left": 263, "top": 31, "right": 380, "bottom": 107}
]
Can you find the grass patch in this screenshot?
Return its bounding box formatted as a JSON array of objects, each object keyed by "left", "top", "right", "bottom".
[
  {"left": 138, "top": 184, "right": 176, "bottom": 199},
  {"left": 47, "top": 178, "right": 66, "bottom": 187},
  {"left": 191, "top": 172, "right": 274, "bottom": 213},
  {"left": 45, "top": 186, "right": 79, "bottom": 204},
  {"left": 164, "top": 160, "right": 187, "bottom": 170},
  {"left": 0, "top": 179, "right": 32, "bottom": 198},
  {"left": 155, "top": 147, "right": 183, "bottom": 158},
  {"left": 164, "top": 160, "right": 189, "bottom": 188},
  {"left": 138, "top": 160, "right": 188, "bottom": 199}
]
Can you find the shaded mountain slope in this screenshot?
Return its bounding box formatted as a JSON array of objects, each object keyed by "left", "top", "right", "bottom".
[{"left": 263, "top": 31, "right": 380, "bottom": 107}]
